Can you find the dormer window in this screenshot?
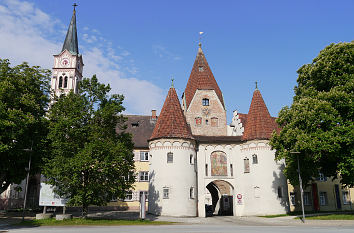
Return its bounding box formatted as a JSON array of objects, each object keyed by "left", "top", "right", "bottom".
[
  {"left": 202, "top": 98, "right": 209, "bottom": 106},
  {"left": 131, "top": 122, "right": 139, "bottom": 128},
  {"left": 199, "top": 66, "right": 204, "bottom": 72}
]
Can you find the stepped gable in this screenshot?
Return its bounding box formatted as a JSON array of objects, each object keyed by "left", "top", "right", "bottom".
[
  {"left": 150, "top": 87, "right": 193, "bottom": 140},
  {"left": 184, "top": 45, "right": 225, "bottom": 110},
  {"left": 243, "top": 89, "right": 278, "bottom": 141}
]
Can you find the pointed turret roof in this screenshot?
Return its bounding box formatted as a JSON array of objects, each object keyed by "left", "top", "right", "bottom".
[
  {"left": 243, "top": 88, "right": 277, "bottom": 141},
  {"left": 184, "top": 44, "right": 225, "bottom": 109},
  {"left": 62, "top": 7, "right": 79, "bottom": 55},
  {"left": 150, "top": 86, "right": 193, "bottom": 140}
]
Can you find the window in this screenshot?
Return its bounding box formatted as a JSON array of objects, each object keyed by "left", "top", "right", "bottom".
[
  {"left": 125, "top": 191, "right": 133, "bottom": 201},
  {"left": 190, "top": 154, "right": 194, "bottom": 164},
  {"left": 195, "top": 117, "right": 202, "bottom": 126},
  {"left": 190, "top": 187, "right": 195, "bottom": 199},
  {"left": 303, "top": 192, "right": 311, "bottom": 205},
  {"left": 202, "top": 98, "right": 209, "bottom": 106},
  {"left": 254, "top": 186, "right": 260, "bottom": 198},
  {"left": 318, "top": 173, "right": 327, "bottom": 181},
  {"left": 64, "top": 76, "right": 68, "bottom": 88},
  {"left": 199, "top": 66, "right": 204, "bottom": 72},
  {"left": 205, "top": 164, "right": 208, "bottom": 176},
  {"left": 139, "top": 171, "right": 149, "bottom": 182},
  {"left": 167, "top": 152, "right": 173, "bottom": 163},
  {"left": 277, "top": 186, "right": 283, "bottom": 198},
  {"left": 58, "top": 76, "right": 63, "bottom": 88},
  {"left": 319, "top": 192, "right": 328, "bottom": 205},
  {"left": 205, "top": 119, "right": 209, "bottom": 125},
  {"left": 230, "top": 164, "right": 233, "bottom": 176},
  {"left": 211, "top": 117, "right": 218, "bottom": 127},
  {"left": 140, "top": 151, "right": 149, "bottom": 161},
  {"left": 244, "top": 158, "right": 250, "bottom": 173},
  {"left": 139, "top": 191, "right": 148, "bottom": 202},
  {"left": 290, "top": 192, "right": 296, "bottom": 205},
  {"left": 343, "top": 191, "right": 350, "bottom": 204},
  {"left": 252, "top": 154, "right": 258, "bottom": 164},
  {"left": 163, "top": 187, "right": 169, "bottom": 199},
  {"left": 131, "top": 122, "right": 139, "bottom": 128}
]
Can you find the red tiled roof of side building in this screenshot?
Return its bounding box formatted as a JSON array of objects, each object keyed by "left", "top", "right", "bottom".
[
  {"left": 184, "top": 47, "right": 225, "bottom": 110},
  {"left": 242, "top": 89, "right": 278, "bottom": 141},
  {"left": 150, "top": 87, "right": 193, "bottom": 141}
]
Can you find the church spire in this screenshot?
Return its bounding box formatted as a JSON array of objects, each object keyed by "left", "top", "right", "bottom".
[{"left": 62, "top": 4, "right": 79, "bottom": 55}]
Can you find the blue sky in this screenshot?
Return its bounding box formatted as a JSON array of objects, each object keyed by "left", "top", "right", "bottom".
[{"left": 0, "top": 0, "right": 353, "bottom": 121}]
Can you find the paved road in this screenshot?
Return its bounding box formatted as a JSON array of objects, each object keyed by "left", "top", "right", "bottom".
[{"left": 3, "top": 224, "right": 354, "bottom": 233}]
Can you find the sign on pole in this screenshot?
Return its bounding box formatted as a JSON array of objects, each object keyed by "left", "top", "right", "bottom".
[{"left": 39, "top": 175, "right": 67, "bottom": 207}]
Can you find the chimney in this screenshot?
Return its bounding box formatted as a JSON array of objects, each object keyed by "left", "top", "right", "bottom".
[{"left": 151, "top": 110, "right": 157, "bottom": 120}]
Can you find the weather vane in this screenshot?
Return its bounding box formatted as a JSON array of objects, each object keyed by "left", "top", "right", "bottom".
[
  {"left": 255, "top": 81, "right": 258, "bottom": 89},
  {"left": 199, "top": 32, "right": 204, "bottom": 47},
  {"left": 171, "top": 77, "right": 174, "bottom": 88}
]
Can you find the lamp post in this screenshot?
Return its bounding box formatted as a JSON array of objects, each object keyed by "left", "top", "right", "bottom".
[
  {"left": 22, "top": 146, "right": 32, "bottom": 222},
  {"left": 290, "top": 151, "right": 305, "bottom": 223}
]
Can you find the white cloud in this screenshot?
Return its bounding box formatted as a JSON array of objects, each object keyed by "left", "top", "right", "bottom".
[{"left": 0, "top": 0, "right": 164, "bottom": 115}]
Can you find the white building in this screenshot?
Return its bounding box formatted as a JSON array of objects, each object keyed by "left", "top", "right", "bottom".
[{"left": 148, "top": 44, "right": 289, "bottom": 217}]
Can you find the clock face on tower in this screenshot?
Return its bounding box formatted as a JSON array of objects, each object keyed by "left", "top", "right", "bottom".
[{"left": 61, "top": 58, "right": 70, "bottom": 67}]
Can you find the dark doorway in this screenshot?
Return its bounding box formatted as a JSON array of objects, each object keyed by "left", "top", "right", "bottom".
[{"left": 206, "top": 180, "right": 234, "bottom": 216}]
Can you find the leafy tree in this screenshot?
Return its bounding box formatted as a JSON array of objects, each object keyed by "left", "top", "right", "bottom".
[
  {"left": 44, "top": 75, "right": 135, "bottom": 217},
  {"left": 0, "top": 59, "right": 50, "bottom": 194},
  {"left": 270, "top": 42, "right": 354, "bottom": 187}
]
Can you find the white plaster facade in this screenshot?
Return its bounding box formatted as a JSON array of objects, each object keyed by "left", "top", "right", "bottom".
[{"left": 148, "top": 138, "right": 197, "bottom": 216}]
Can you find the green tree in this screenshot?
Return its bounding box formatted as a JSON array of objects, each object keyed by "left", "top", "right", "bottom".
[
  {"left": 0, "top": 59, "right": 50, "bottom": 194},
  {"left": 270, "top": 42, "right": 354, "bottom": 187},
  {"left": 44, "top": 75, "right": 135, "bottom": 217}
]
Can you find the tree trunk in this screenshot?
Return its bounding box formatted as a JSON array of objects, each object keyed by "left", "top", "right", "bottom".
[{"left": 82, "top": 204, "right": 88, "bottom": 218}]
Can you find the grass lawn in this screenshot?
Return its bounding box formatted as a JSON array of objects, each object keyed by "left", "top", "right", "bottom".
[
  {"left": 302, "top": 213, "right": 354, "bottom": 220},
  {"left": 14, "top": 218, "right": 174, "bottom": 227}
]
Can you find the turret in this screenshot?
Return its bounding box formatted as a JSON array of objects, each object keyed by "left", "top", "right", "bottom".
[
  {"left": 182, "top": 43, "right": 227, "bottom": 136},
  {"left": 148, "top": 83, "right": 197, "bottom": 216}
]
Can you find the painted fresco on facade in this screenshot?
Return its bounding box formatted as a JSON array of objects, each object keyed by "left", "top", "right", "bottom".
[{"left": 211, "top": 151, "right": 227, "bottom": 176}]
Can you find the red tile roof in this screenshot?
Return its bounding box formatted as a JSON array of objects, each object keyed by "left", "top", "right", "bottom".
[
  {"left": 242, "top": 89, "right": 278, "bottom": 140},
  {"left": 184, "top": 47, "right": 225, "bottom": 110},
  {"left": 150, "top": 87, "right": 193, "bottom": 140}
]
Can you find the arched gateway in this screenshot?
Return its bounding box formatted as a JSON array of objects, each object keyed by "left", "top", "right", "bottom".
[{"left": 206, "top": 180, "right": 234, "bottom": 216}]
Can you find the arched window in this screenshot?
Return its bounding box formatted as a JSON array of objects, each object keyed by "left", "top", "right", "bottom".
[
  {"left": 252, "top": 154, "right": 258, "bottom": 164},
  {"left": 190, "top": 154, "right": 194, "bottom": 164},
  {"left": 64, "top": 76, "right": 68, "bottom": 88},
  {"left": 58, "top": 76, "right": 63, "bottom": 88},
  {"left": 167, "top": 152, "right": 173, "bottom": 163},
  {"left": 244, "top": 158, "right": 250, "bottom": 173},
  {"left": 202, "top": 98, "right": 209, "bottom": 106},
  {"left": 210, "top": 151, "right": 227, "bottom": 176}
]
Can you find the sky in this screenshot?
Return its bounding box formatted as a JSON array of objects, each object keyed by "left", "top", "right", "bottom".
[{"left": 0, "top": 0, "right": 353, "bottom": 122}]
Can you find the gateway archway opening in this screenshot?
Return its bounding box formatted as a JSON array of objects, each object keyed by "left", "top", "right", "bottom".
[{"left": 206, "top": 180, "right": 233, "bottom": 216}]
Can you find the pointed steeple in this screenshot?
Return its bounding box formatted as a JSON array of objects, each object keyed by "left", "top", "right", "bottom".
[
  {"left": 243, "top": 88, "right": 277, "bottom": 141},
  {"left": 62, "top": 5, "right": 79, "bottom": 55},
  {"left": 184, "top": 44, "right": 225, "bottom": 110},
  {"left": 150, "top": 86, "right": 193, "bottom": 140}
]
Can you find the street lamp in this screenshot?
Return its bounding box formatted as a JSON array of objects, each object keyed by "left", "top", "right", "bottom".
[
  {"left": 290, "top": 151, "right": 305, "bottom": 223},
  {"left": 22, "top": 146, "right": 32, "bottom": 222}
]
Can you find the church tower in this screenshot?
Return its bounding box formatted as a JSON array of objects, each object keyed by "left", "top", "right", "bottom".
[
  {"left": 182, "top": 43, "right": 227, "bottom": 136},
  {"left": 51, "top": 5, "right": 83, "bottom": 97}
]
